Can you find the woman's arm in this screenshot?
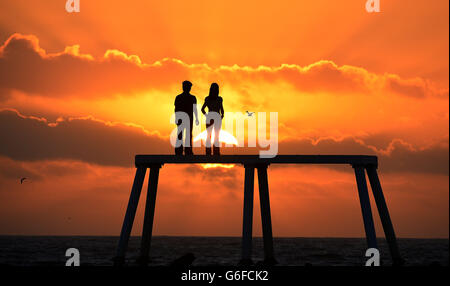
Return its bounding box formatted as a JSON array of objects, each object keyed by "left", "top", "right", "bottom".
[
  {"left": 220, "top": 98, "right": 224, "bottom": 118},
  {"left": 201, "top": 98, "right": 207, "bottom": 115}
]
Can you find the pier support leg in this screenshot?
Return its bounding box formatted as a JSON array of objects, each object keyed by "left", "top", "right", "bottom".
[
  {"left": 353, "top": 165, "right": 378, "bottom": 250},
  {"left": 138, "top": 164, "right": 162, "bottom": 266},
  {"left": 240, "top": 165, "right": 255, "bottom": 265},
  {"left": 366, "top": 166, "right": 403, "bottom": 265},
  {"left": 257, "top": 164, "right": 276, "bottom": 265},
  {"left": 114, "top": 167, "right": 147, "bottom": 266}
]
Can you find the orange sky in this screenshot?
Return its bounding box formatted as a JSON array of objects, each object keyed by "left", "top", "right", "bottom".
[{"left": 0, "top": 0, "right": 448, "bottom": 238}]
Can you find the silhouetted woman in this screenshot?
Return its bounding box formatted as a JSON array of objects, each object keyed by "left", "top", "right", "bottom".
[{"left": 201, "top": 83, "right": 224, "bottom": 155}]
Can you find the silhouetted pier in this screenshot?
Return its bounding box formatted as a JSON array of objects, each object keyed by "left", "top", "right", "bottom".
[{"left": 114, "top": 155, "right": 402, "bottom": 266}]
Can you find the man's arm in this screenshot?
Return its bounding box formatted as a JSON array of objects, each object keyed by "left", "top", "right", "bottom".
[
  {"left": 174, "top": 95, "right": 179, "bottom": 111},
  {"left": 194, "top": 103, "right": 199, "bottom": 121},
  {"left": 193, "top": 97, "right": 199, "bottom": 125},
  {"left": 174, "top": 95, "right": 180, "bottom": 125}
]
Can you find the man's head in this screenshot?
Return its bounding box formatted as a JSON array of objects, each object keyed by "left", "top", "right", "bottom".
[{"left": 182, "top": 80, "right": 192, "bottom": 93}]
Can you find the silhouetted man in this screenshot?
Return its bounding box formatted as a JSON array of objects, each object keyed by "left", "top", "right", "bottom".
[{"left": 174, "top": 81, "right": 199, "bottom": 155}]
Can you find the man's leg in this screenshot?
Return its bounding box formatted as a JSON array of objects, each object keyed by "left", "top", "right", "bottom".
[
  {"left": 175, "top": 123, "right": 184, "bottom": 155},
  {"left": 185, "top": 118, "right": 194, "bottom": 155}
]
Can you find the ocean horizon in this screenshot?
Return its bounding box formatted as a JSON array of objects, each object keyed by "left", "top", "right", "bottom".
[{"left": 0, "top": 236, "right": 448, "bottom": 267}]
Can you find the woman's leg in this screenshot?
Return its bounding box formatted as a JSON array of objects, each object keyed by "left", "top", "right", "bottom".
[
  {"left": 205, "top": 115, "right": 214, "bottom": 155},
  {"left": 213, "top": 117, "right": 222, "bottom": 155}
]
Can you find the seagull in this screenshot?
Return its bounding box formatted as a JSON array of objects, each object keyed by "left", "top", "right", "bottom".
[
  {"left": 20, "top": 177, "right": 27, "bottom": 184},
  {"left": 246, "top": 111, "right": 254, "bottom": 117}
]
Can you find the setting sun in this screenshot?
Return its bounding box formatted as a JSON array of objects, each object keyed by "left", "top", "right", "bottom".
[{"left": 194, "top": 130, "right": 239, "bottom": 146}]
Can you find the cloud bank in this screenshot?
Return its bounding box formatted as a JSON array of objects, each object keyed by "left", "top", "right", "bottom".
[
  {"left": 0, "top": 33, "right": 447, "bottom": 99},
  {"left": 1, "top": 109, "right": 447, "bottom": 174}
]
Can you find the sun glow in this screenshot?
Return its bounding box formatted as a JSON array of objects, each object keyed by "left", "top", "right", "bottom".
[
  {"left": 201, "top": 163, "right": 235, "bottom": 169},
  {"left": 194, "top": 130, "right": 238, "bottom": 169},
  {"left": 194, "top": 130, "right": 239, "bottom": 146}
]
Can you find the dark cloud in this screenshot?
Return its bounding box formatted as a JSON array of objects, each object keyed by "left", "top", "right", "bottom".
[
  {"left": 380, "top": 140, "right": 449, "bottom": 174},
  {"left": 0, "top": 109, "right": 447, "bottom": 174},
  {"left": 277, "top": 137, "right": 449, "bottom": 175},
  {"left": 183, "top": 165, "right": 240, "bottom": 190},
  {"left": 0, "top": 156, "right": 95, "bottom": 184},
  {"left": 0, "top": 109, "right": 171, "bottom": 166},
  {"left": 387, "top": 76, "right": 428, "bottom": 98},
  {"left": 0, "top": 156, "right": 43, "bottom": 181}
]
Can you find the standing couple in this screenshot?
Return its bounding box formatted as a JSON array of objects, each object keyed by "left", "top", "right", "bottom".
[{"left": 174, "top": 81, "right": 224, "bottom": 156}]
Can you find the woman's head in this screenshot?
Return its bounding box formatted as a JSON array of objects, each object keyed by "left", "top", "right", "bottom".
[{"left": 209, "top": 83, "right": 219, "bottom": 98}]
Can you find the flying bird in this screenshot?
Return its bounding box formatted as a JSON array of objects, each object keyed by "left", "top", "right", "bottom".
[
  {"left": 20, "top": 177, "right": 27, "bottom": 184},
  {"left": 246, "top": 111, "right": 254, "bottom": 117}
]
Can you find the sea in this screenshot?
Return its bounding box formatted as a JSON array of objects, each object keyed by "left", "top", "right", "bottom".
[{"left": 0, "top": 236, "right": 448, "bottom": 267}]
